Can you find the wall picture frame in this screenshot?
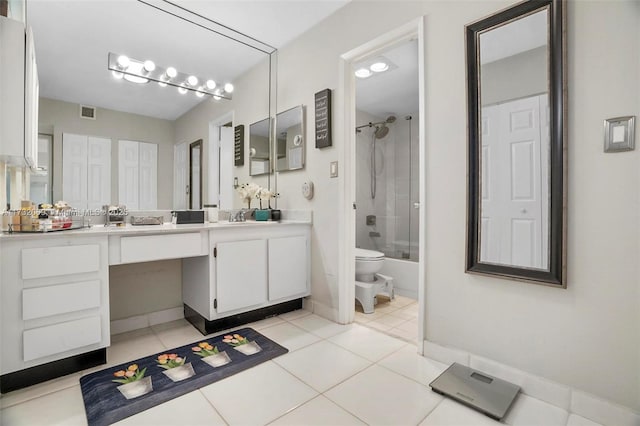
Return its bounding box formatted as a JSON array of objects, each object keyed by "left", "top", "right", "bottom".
[{"left": 604, "top": 116, "right": 635, "bottom": 153}]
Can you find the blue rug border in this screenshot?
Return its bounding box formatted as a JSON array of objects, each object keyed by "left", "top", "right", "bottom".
[{"left": 79, "top": 327, "right": 288, "bottom": 426}]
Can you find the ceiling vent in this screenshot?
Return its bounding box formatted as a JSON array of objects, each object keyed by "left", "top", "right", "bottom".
[{"left": 79, "top": 105, "right": 96, "bottom": 120}]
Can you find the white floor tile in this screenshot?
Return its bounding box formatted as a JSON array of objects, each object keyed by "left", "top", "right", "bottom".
[
  {"left": 388, "top": 295, "right": 417, "bottom": 308},
  {"left": 325, "top": 365, "right": 442, "bottom": 426},
  {"left": 151, "top": 319, "right": 207, "bottom": 350},
  {"left": 378, "top": 345, "right": 448, "bottom": 387},
  {"left": 200, "top": 361, "right": 317, "bottom": 425},
  {"left": 0, "top": 386, "right": 86, "bottom": 426},
  {"left": 570, "top": 390, "right": 640, "bottom": 426},
  {"left": 362, "top": 319, "right": 394, "bottom": 332},
  {"left": 246, "top": 315, "right": 286, "bottom": 330},
  {"left": 106, "top": 328, "right": 166, "bottom": 368},
  {"left": 269, "top": 395, "right": 366, "bottom": 425},
  {"left": 273, "top": 341, "right": 371, "bottom": 392},
  {"left": 388, "top": 306, "right": 419, "bottom": 320},
  {"left": 289, "top": 314, "right": 353, "bottom": 339},
  {"left": 566, "top": 413, "right": 604, "bottom": 426},
  {"left": 354, "top": 310, "right": 387, "bottom": 324},
  {"left": 258, "top": 322, "right": 322, "bottom": 352},
  {"left": 328, "top": 324, "right": 407, "bottom": 362},
  {"left": 278, "top": 309, "right": 312, "bottom": 321},
  {"left": 0, "top": 372, "right": 81, "bottom": 409},
  {"left": 367, "top": 314, "right": 408, "bottom": 329},
  {"left": 114, "top": 391, "right": 226, "bottom": 425},
  {"left": 504, "top": 394, "right": 569, "bottom": 426},
  {"left": 420, "top": 399, "right": 501, "bottom": 425}
]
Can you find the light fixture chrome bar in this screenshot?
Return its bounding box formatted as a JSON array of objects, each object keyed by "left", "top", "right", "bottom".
[
  {"left": 107, "top": 52, "right": 233, "bottom": 100},
  {"left": 137, "top": 0, "right": 277, "bottom": 55}
]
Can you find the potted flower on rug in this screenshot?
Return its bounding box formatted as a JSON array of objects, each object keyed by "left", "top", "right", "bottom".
[
  {"left": 157, "top": 353, "right": 195, "bottom": 382},
  {"left": 223, "top": 333, "right": 262, "bottom": 355},
  {"left": 112, "top": 364, "right": 152, "bottom": 399},
  {"left": 192, "top": 342, "right": 232, "bottom": 368}
]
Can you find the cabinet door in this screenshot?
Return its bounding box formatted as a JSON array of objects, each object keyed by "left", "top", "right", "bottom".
[
  {"left": 138, "top": 142, "right": 157, "bottom": 210},
  {"left": 62, "top": 133, "right": 88, "bottom": 209},
  {"left": 118, "top": 140, "right": 139, "bottom": 210},
  {"left": 87, "top": 137, "right": 111, "bottom": 210},
  {"left": 268, "top": 235, "right": 308, "bottom": 301},
  {"left": 216, "top": 239, "right": 267, "bottom": 313}
]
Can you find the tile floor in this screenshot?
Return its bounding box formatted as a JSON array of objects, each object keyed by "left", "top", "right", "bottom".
[{"left": 0, "top": 306, "right": 603, "bottom": 426}]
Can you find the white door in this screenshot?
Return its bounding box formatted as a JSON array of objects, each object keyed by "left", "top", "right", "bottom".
[
  {"left": 138, "top": 142, "right": 157, "bottom": 210},
  {"left": 481, "top": 94, "right": 545, "bottom": 268},
  {"left": 86, "top": 137, "right": 111, "bottom": 210},
  {"left": 219, "top": 127, "right": 234, "bottom": 210},
  {"left": 215, "top": 239, "right": 267, "bottom": 313},
  {"left": 118, "top": 140, "right": 139, "bottom": 210},
  {"left": 173, "top": 143, "right": 188, "bottom": 210},
  {"left": 62, "top": 133, "right": 88, "bottom": 209}
]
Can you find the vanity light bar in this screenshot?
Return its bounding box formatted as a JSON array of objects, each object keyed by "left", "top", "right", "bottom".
[{"left": 107, "top": 52, "right": 233, "bottom": 100}]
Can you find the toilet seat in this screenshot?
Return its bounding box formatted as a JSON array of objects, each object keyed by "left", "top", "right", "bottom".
[{"left": 355, "top": 248, "right": 384, "bottom": 260}]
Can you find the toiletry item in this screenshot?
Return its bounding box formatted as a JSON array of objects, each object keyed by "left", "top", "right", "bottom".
[
  {"left": 204, "top": 204, "right": 218, "bottom": 223},
  {"left": 270, "top": 209, "right": 281, "bottom": 222},
  {"left": 255, "top": 209, "right": 270, "bottom": 221}
]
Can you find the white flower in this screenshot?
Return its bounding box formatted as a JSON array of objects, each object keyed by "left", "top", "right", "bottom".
[
  {"left": 258, "top": 188, "right": 277, "bottom": 201},
  {"left": 236, "top": 182, "right": 262, "bottom": 203}
]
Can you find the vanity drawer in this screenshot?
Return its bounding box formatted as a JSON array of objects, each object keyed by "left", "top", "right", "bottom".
[
  {"left": 22, "top": 280, "right": 101, "bottom": 321},
  {"left": 120, "top": 232, "right": 204, "bottom": 263},
  {"left": 21, "top": 244, "right": 100, "bottom": 279},
  {"left": 23, "top": 316, "right": 102, "bottom": 362}
]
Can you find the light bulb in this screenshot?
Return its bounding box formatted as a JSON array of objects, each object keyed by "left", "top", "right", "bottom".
[
  {"left": 143, "top": 60, "right": 155, "bottom": 72},
  {"left": 166, "top": 67, "right": 177, "bottom": 78},
  {"left": 117, "top": 55, "right": 130, "bottom": 69},
  {"left": 196, "top": 89, "right": 205, "bottom": 98},
  {"left": 187, "top": 75, "right": 198, "bottom": 86},
  {"left": 370, "top": 62, "right": 389, "bottom": 72},
  {"left": 224, "top": 83, "right": 234, "bottom": 93},
  {"left": 354, "top": 68, "right": 372, "bottom": 78},
  {"left": 158, "top": 81, "right": 167, "bottom": 87},
  {"left": 206, "top": 80, "right": 216, "bottom": 90},
  {"left": 178, "top": 85, "right": 188, "bottom": 95},
  {"left": 112, "top": 70, "right": 124, "bottom": 79},
  {"left": 213, "top": 95, "right": 221, "bottom": 101}
]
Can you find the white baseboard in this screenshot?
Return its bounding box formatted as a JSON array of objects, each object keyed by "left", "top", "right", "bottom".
[
  {"left": 111, "top": 307, "right": 184, "bottom": 335},
  {"left": 304, "top": 298, "right": 340, "bottom": 323},
  {"left": 422, "top": 339, "right": 640, "bottom": 426}
]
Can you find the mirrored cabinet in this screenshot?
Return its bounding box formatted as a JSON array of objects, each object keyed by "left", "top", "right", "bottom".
[
  {"left": 275, "top": 106, "right": 305, "bottom": 172},
  {"left": 249, "top": 118, "right": 272, "bottom": 176}
]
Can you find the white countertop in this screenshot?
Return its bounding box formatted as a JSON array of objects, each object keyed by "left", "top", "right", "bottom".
[{"left": 0, "top": 220, "right": 312, "bottom": 240}]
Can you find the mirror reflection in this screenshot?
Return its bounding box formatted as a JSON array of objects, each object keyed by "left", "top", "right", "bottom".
[
  {"left": 275, "top": 106, "right": 305, "bottom": 172},
  {"left": 26, "top": 0, "right": 270, "bottom": 210},
  {"left": 466, "top": 0, "right": 566, "bottom": 286},
  {"left": 249, "top": 118, "right": 271, "bottom": 176},
  {"left": 478, "top": 9, "right": 549, "bottom": 269}
]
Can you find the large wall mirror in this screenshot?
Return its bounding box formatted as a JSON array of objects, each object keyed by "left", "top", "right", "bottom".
[
  {"left": 249, "top": 118, "right": 271, "bottom": 176},
  {"left": 465, "top": 0, "right": 566, "bottom": 286},
  {"left": 27, "top": 1, "right": 272, "bottom": 210},
  {"left": 275, "top": 106, "right": 305, "bottom": 172}
]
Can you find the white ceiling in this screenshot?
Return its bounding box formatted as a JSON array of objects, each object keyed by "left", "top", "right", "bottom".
[
  {"left": 479, "top": 9, "right": 547, "bottom": 64},
  {"left": 28, "top": 0, "right": 350, "bottom": 121},
  {"left": 355, "top": 38, "right": 419, "bottom": 120}
]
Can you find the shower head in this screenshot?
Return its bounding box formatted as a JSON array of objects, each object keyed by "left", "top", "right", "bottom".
[
  {"left": 374, "top": 124, "right": 389, "bottom": 139},
  {"left": 385, "top": 115, "right": 397, "bottom": 124}
]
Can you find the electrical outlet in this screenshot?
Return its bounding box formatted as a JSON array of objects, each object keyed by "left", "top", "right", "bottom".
[{"left": 330, "top": 161, "right": 338, "bottom": 178}]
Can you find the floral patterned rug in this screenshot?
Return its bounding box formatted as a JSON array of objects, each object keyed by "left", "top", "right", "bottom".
[{"left": 80, "top": 327, "right": 288, "bottom": 426}]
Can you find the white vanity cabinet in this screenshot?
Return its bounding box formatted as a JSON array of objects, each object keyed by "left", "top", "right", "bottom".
[
  {"left": 0, "top": 235, "right": 110, "bottom": 376},
  {"left": 182, "top": 223, "right": 310, "bottom": 321}
]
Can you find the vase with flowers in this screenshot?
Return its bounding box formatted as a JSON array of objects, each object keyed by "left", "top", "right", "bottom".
[
  {"left": 156, "top": 353, "right": 195, "bottom": 382},
  {"left": 223, "top": 333, "right": 262, "bottom": 355},
  {"left": 192, "top": 341, "right": 232, "bottom": 368},
  {"left": 236, "top": 182, "right": 261, "bottom": 210},
  {"left": 112, "top": 364, "right": 153, "bottom": 399}
]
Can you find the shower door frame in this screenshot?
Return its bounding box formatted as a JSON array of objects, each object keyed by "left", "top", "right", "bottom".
[{"left": 336, "top": 16, "right": 427, "bottom": 351}]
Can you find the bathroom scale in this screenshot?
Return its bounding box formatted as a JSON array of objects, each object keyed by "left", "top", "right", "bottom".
[{"left": 429, "top": 363, "right": 520, "bottom": 421}]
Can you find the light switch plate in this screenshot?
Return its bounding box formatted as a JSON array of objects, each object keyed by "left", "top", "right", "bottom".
[{"left": 330, "top": 161, "right": 338, "bottom": 178}]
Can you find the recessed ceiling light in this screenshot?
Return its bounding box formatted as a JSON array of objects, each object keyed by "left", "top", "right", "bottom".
[
  {"left": 355, "top": 68, "right": 372, "bottom": 78},
  {"left": 370, "top": 62, "right": 389, "bottom": 72}
]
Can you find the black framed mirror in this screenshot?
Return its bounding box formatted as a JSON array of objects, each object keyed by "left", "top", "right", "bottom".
[{"left": 465, "top": 0, "right": 566, "bottom": 286}]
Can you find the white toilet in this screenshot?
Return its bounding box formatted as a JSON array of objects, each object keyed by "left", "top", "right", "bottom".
[{"left": 355, "top": 248, "right": 394, "bottom": 314}]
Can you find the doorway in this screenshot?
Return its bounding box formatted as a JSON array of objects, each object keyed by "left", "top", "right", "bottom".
[
  {"left": 208, "top": 112, "right": 235, "bottom": 210},
  {"left": 338, "top": 17, "right": 427, "bottom": 350},
  {"left": 189, "top": 140, "right": 203, "bottom": 209}
]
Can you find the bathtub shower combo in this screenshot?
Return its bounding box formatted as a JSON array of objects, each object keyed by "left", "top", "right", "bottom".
[{"left": 355, "top": 114, "right": 419, "bottom": 312}]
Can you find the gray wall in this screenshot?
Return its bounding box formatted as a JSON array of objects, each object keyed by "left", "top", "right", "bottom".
[
  {"left": 481, "top": 46, "right": 547, "bottom": 105},
  {"left": 39, "top": 97, "right": 175, "bottom": 209}
]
